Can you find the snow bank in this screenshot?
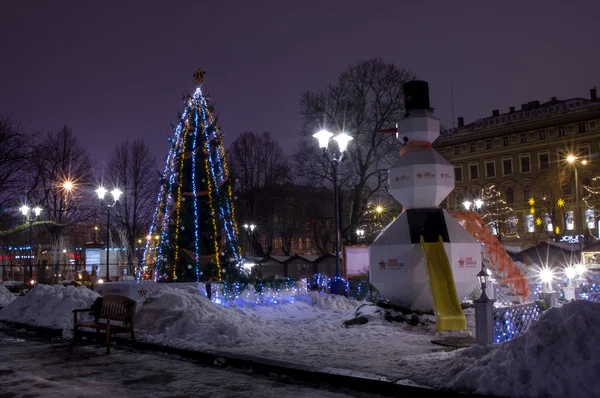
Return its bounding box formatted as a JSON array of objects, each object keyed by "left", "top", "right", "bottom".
[
  {"left": 405, "top": 300, "right": 600, "bottom": 397},
  {"left": 0, "top": 284, "right": 99, "bottom": 336},
  {"left": 135, "top": 288, "right": 269, "bottom": 348},
  {"left": 0, "top": 284, "right": 16, "bottom": 307},
  {"left": 299, "top": 291, "right": 358, "bottom": 311}
]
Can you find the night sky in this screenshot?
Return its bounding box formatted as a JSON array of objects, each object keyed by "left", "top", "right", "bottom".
[{"left": 1, "top": 0, "right": 599, "bottom": 168}]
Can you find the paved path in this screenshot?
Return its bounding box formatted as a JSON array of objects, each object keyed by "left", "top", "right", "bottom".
[{"left": 0, "top": 332, "right": 383, "bottom": 398}]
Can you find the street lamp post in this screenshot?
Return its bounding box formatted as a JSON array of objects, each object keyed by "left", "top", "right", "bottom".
[
  {"left": 242, "top": 223, "right": 256, "bottom": 256},
  {"left": 20, "top": 205, "right": 42, "bottom": 283},
  {"left": 313, "top": 129, "right": 353, "bottom": 295},
  {"left": 567, "top": 155, "right": 589, "bottom": 261},
  {"left": 356, "top": 228, "right": 365, "bottom": 243},
  {"left": 474, "top": 263, "right": 494, "bottom": 345},
  {"left": 96, "top": 187, "right": 122, "bottom": 282}
]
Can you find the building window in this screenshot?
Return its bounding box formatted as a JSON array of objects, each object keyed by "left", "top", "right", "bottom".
[
  {"left": 485, "top": 161, "right": 495, "bottom": 178},
  {"left": 505, "top": 187, "right": 514, "bottom": 203},
  {"left": 544, "top": 213, "right": 553, "bottom": 232},
  {"left": 523, "top": 185, "right": 532, "bottom": 202},
  {"left": 503, "top": 158, "right": 513, "bottom": 175},
  {"left": 520, "top": 155, "right": 531, "bottom": 173},
  {"left": 590, "top": 121, "right": 597, "bottom": 130},
  {"left": 578, "top": 122, "right": 586, "bottom": 133},
  {"left": 454, "top": 166, "right": 463, "bottom": 182},
  {"left": 538, "top": 152, "right": 550, "bottom": 170},
  {"left": 507, "top": 215, "right": 518, "bottom": 233},
  {"left": 486, "top": 139, "right": 492, "bottom": 149},
  {"left": 503, "top": 136, "right": 510, "bottom": 147},
  {"left": 586, "top": 209, "right": 596, "bottom": 229},
  {"left": 469, "top": 163, "right": 479, "bottom": 180},
  {"left": 558, "top": 126, "right": 566, "bottom": 137},
  {"left": 526, "top": 215, "right": 535, "bottom": 233},
  {"left": 578, "top": 145, "right": 591, "bottom": 161},
  {"left": 538, "top": 130, "right": 546, "bottom": 140},
  {"left": 454, "top": 145, "right": 460, "bottom": 155},
  {"left": 520, "top": 133, "right": 527, "bottom": 143},
  {"left": 566, "top": 210, "right": 575, "bottom": 231},
  {"left": 470, "top": 143, "right": 476, "bottom": 152}
]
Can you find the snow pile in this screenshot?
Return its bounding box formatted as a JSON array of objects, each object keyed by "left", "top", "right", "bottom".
[
  {"left": 0, "top": 284, "right": 99, "bottom": 336},
  {"left": 403, "top": 300, "right": 600, "bottom": 397},
  {"left": 135, "top": 288, "right": 268, "bottom": 348},
  {"left": 300, "top": 291, "right": 358, "bottom": 311},
  {"left": 0, "top": 284, "right": 16, "bottom": 307}
]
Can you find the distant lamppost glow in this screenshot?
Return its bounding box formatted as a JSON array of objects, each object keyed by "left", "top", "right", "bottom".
[
  {"left": 96, "top": 186, "right": 123, "bottom": 281},
  {"left": 463, "top": 200, "right": 472, "bottom": 210},
  {"left": 474, "top": 199, "right": 484, "bottom": 210},
  {"left": 63, "top": 180, "right": 74, "bottom": 192},
  {"left": 313, "top": 128, "right": 353, "bottom": 295},
  {"left": 375, "top": 205, "right": 384, "bottom": 215}
]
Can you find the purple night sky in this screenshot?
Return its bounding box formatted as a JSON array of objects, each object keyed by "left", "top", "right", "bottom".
[{"left": 1, "top": 0, "right": 598, "bottom": 168}]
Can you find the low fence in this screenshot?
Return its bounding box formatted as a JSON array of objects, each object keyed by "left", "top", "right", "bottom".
[{"left": 493, "top": 302, "right": 541, "bottom": 344}]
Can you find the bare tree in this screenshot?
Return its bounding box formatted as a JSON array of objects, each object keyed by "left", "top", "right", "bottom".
[
  {"left": 294, "top": 58, "right": 414, "bottom": 245},
  {"left": 228, "top": 132, "right": 292, "bottom": 256},
  {"left": 28, "top": 126, "right": 94, "bottom": 245},
  {"left": 107, "top": 139, "right": 158, "bottom": 276},
  {"left": 0, "top": 116, "right": 32, "bottom": 230}
]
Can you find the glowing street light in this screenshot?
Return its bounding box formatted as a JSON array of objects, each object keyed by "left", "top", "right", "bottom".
[
  {"left": 564, "top": 265, "right": 577, "bottom": 280},
  {"left": 313, "top": 129, "right": 334, "bottom": 149},
  {"left": 63, "top": 180, "right": 74, "bottom": 192},
  {"left": 474, "top": 199, "right": 484, "bottom": 210}
]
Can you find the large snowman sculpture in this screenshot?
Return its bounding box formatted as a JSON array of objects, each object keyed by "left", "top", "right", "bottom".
[{"left": 370, "top": 81, "right": 480, "bottom": 315}]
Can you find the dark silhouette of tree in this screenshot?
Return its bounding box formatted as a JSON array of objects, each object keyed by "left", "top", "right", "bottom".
[
  {"left": 294, "top": 58, "right": 414, "bottom": 246},
  {"left": 0, "top": 116, "right": 32, "bottom": 230},
  {"left": 107, "top": 139, "right": 158, "bottom": 276},
  {"left": 228, "top": 132, "right": 292, "bottom": 256},
  {"left": 28, "top": 126, "right": 94, "bottom": 246}
]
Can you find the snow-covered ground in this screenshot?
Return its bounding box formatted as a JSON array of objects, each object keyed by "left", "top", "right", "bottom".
[
  {"left": 1, "top": 284, "right": 599, "bottom": 397},
  {"left": 0, "top": 331, "right": 384, "bottom": 398}
]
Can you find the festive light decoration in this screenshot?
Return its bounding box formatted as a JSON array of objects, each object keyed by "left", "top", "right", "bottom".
[
  {"left": 528, "top": 197, "right": 535, "bottom": 206},
  {"left": 557, "top": 198, "right": 565, "bottom": 207},
  {"left": 535, "top": 217, "right": 542, "bottom": 226},
  {"left": 555, "top": 226, "right": 561, "bottom": 234},
  {"left": 140, "top": 72, "right": 243, "bottom": 282},
  {"left": 529, "top": 207, "right": 535, "bottom": 215}
]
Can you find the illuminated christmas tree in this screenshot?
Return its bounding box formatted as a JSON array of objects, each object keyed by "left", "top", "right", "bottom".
[{"left": 141, "top": 69, "right": 243, "bottom": 282}]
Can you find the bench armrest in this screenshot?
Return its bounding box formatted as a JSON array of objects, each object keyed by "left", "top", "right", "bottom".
[{"left": 72, "top": 308, "right": 92, "bottom": 313}]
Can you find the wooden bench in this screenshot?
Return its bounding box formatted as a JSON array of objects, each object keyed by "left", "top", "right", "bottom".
[{"left": 73, "top": 295, "right": 137, "bottom": 354}]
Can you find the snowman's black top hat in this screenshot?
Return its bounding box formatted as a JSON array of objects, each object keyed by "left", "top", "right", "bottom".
[{"left": 403, "top": 80, "right": 431, "bottom": 112}]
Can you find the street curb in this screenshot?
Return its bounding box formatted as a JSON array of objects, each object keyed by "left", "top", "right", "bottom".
[{"left": 1, "top": 322, "right": 492, "bottom": 398}]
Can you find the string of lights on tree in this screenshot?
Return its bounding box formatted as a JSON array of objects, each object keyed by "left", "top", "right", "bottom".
[{"left": 140, "top": 68, "right": 243, "bottom": 283}]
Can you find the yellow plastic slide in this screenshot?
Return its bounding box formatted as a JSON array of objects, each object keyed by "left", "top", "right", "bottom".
[{"left": 420, "top": 236, "right": 466, "bottom": 331}]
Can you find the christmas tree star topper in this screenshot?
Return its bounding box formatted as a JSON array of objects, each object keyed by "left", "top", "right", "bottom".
[{"left": 193, "top": 67, "right": 206, "bottom": 85}]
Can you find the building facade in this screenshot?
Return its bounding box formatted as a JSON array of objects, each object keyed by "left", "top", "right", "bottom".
[{"left": 434, "top": 88, "right": 600, "bottom": 247}]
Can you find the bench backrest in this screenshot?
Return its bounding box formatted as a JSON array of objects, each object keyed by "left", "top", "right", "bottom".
[{"left": 100, "top": 295, "right": 137, "bottom": 323}]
